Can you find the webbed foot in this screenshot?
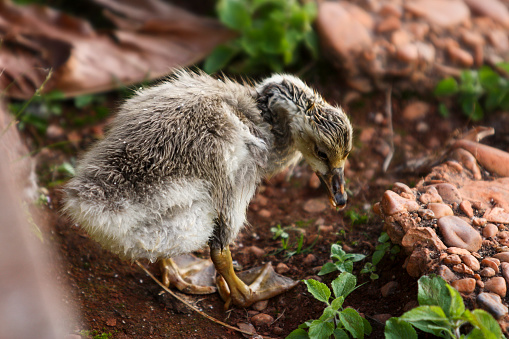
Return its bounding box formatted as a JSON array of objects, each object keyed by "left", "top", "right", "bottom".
[
  {"left": 159, "top": 254, "right": 217, "bottom": 294},
  {"left": 211, "top": 247, "right": 298, "bottom": 308}
]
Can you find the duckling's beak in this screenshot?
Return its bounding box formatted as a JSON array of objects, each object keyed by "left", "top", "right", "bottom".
[{"left": 316, "top": 167, "right": 347, "bottom": 210}]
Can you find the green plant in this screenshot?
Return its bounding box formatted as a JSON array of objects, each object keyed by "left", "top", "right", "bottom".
[
  {"left": 269, "top": 224, "right": 318, "bottom": 258},
  {"left": 344, "top": 210, "right": 369, "bottom": 226},
  {"left": 385, "top": 275, "right": 503, "bottom": 339},
  {"left": 434, "top": 62, "right": 509, "bottom": 121},
  {"left": 318, "top": 244, "right": 366, "bottom": 275},
  {"left": 287, "top": 272, "right": 372, "bottom": 338},
  {"left": 360, "top": 232, "right": 400, "bottom": 280},
  {"left": 78, "top": 330, "right": 113, "bottom": 339},
  {"left": 205, "top": 0, "right": 318, "bottom": 74}
]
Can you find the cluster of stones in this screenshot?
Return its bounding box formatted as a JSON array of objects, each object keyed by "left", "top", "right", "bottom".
[
  {"left": 316, "top": 0, "right": 509, "bottom": 93},
  {"left": 374, "top": 137, "right": 509, "bottom": 327}
]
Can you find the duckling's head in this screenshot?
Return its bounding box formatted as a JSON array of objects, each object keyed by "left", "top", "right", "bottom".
[{"left": 257, "top": 74, "right": 352, "bottom": 210}]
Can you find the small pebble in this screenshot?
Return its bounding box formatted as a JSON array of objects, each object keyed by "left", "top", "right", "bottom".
[
  {"left": 381, "top": 281, "right": 399, "bottom": 297},
  {"left": 434, "top": 183, "right": 462, "bottom": 204},
  {"left": 461, "top": 254, "right": 480, "bottom": 271},
  {"left": 275, "top": 263, "right": 290, "bottom": 274},
  {"left": 237, "top": 322, "right": 256, "bottom": 337},
  {"left": 303, "top": 254, "right": 317, "bottom": 266},
  {"left": 473, "top": 217, "right": 487, "bottom": 227},
  {"left": 453, "top": 263, "right": 474, "bottom": 275},
  {"left": 447, "top": 247, "right": 471, "bottom": 256},
  {"left": 248, "top": 246, "right": 266, "bottom": 258},
  {"left": 482, "top": 258, "right": 501, "bottom": 273},
  {"left": 483, "top": 224, "right": 499, "bottom": 238},
  {"left": 443, "top": 254, "right": 461, "bottom": 265},
  {"left": 480, "top": 267, "right": 496, "bottom": 277},
  {"left": 484, "top": 277, "right": 507, "bottom": 297},
  {"left": 308, "top": 173, "right": 321, "bottom": 189},
  {"left": 438, "top": 265, "right": 457, "bottom": 282},
  {"left": 438, "top": 216, "right": 483, "bottom": 252},
  {"left": 495, "top": 252, "right": 509, "bottom": 263},
  {"left": 417, "top": 209, "right": 435, "bottom": 220},
  {"left": 252, "top": 300, "right": 269, "bottom": 312},
  {"left": 372, "top": 313, "right": 392, "bottom": 323},
  {"left": 250, "top": 313, "right": 274, "bottom": 327},
  {"left": 303, "top": 199, "right": 327, "bottom": 213},
  {"left": 419, "top": 187, "right": 443, "bottom": 204},
  {"left": 259, "top": 209, "right": 271, "bottom": 218},
  {"left": 451, "top": 278, "right": 476, "bottom": 293},
  {"left": 459, "top": 200, "right": 474, "bottom": 218},
  {"left": 428, "top": 203, "right": 454, "bottom": 219},
  {"left": 318, "top": 225, "right": 334, "bottom": 234},
  {"left": 381, "top": 190, "right": 420, "bottom": 215},
  {"left": 477, "top": 293, "right": 508, "bottom": 319}
]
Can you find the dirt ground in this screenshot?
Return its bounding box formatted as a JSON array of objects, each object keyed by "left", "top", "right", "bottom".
[{"left": 24, "top": 68, "right": 497, "bottom": 339}]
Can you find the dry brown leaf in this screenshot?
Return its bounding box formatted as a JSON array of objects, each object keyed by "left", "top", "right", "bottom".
[{"left": 0, "top": 0, "right": 233, "bottom": 99}]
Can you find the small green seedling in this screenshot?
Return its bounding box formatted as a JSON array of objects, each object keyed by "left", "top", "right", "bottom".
[
  {"left": 435, "top": 62, "right": 509, "bottom": 121},
  {"left": 205, "top": 0, "right": 318, "bottom": 74},
  {"left": 360, "top": 232, "right": 400, "bottom": 280},
  {"left": 271, "top": 224, "right": 290, "bottom": 240},
  {"left": 344, "top": 210, "right": 370, "bottom": 226},
  {"left": 385, "top": 275, "right": 503, "bottom": 339},
  {"left": 287, "top": 272, "right": 372, "bottom": 339},
  {"left": 269, "top": 224, "right": 318, "bottom": 258},
  {"left": 318, "top": 243, "right": 366, "bottom": 275}
]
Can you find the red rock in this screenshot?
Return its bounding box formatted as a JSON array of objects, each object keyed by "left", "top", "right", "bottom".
[
  {"left": 451, "top": 148, "right": 482, "bottom": 180},
  {"left": 462, "top": 254, "right": 480, "bottom": 271},
  {"left": 259, "top": 209, "right": 271, "bottom": 218},
  {"left": 303, "top": 199, "right": 327, "bottom": 213},
  {"left": 453, "top": 140, "right": 509, "bottom": 177},
  {"left": 453, "top": 263, "right": 474, "bottom": 275},
  {"left": 237, "top": 322, "right": 256, "bottom": 335},
  {"left": 106, "top": 318, "right": 116, "bottom": 327},
  {"left": 483, "top": 224, "right": 499, "bottom": 238},
  {"left": 275, "top": 263, "right": 290, "bottom": 274},
  {"left": 438, "top": 216, "right": 483, "bottom": 251},
  {"left": 485, "top": 277, "right": 507, "bottom": 297},
  {"left": 405, "top": 0, "right": 470, "bottom": 28},
  {"left": 303, "top": 254, "right": 316, "bottom": 266},
  {"left": 252, "top": 300, "right": 269, "bottom": 311},
  {"left": 401, "top": 227, "right": 447, "bottom": 252},
  {"left": 460, "top": 201, "right": 474, "bottom": 218},
  {"left": 419, "top": 186, "right": 443, "bottom": 204},
  {"left": 451, "top": 278, "right": 476, "bottom": 293},
  {"left": 392, "top": 182, "right": 413, "bottom": 195},
  {"left": 484, "top": 208, "right": 509, "bottom": 224},
  {"left": 488, "top": 30, "right": 509, "bottom": 52},
  {"left": 447, "top": 45, "right": 474, "bottom": 67},
  {"left": 251, "top": 313, "right": 274, "bottom": 327},
  {"left": 443, "top": 254, "right": 461, "bottom": 265},
  {"left": 381, "top": 190, "right": 420, "bottom": 215},
  {"left": 477, "top": 293, "right": 508, "bottom": 319},
  {"left": 438, "top": 265, "right": 457, "bottom": 282},
  {"left": 447, "top": 247, "right": 471, "bottom": 256},
  {"left": 494, "top": 252, "right": 509, "bottom": 263},
  {"left": 248, "top": 246, "right": 265, "bottom": 258},
  {"left": 482, "top": 258, "right": 500, "bottom": 273},
  {"left": 480, "top": 267, "right": 496, "bottom": 277},
  {"left": 379, "top": 3, "right": 402, "bottom": 17},
  {"left": 391, "top": 30, "right": 411, "bottom": 46},
  {"left": 428, "top": 203, "right": 454, "bottom": 219},
  {"left": 396, "top": 44, "right": 419, "bottom": 62},
  {"left": 317, "top": 2, "right": 373, "bottom": 56},
  {"left": 308, "top": 173, "right": 321, "bottom": 189},
  {"left": 372, "top": 313, "right": 392, "bottom": 323},
  {"left": 403, "top": 101, "right": 430, "bottom": 121},
  {"left": 318, "top": 225, "right": 334, "bottom": 234},
  {"left": 434, "top": 183, "right": 462, "bottom": 205},
  {"left": 377, "top": 16, "right": 401, "bottom": 33},
  {"left": 381, "top": 281, "right": 399, "bottom": 297},
  {"left": 463, "top": 0, "right": 509, "bottom": 27}
]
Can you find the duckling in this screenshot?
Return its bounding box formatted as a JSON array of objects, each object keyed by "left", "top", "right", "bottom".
[{"left": 63, "top": 70, "right": 352, "bottom": 308}]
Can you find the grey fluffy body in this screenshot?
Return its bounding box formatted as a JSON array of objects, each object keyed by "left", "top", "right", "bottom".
[{"left": 63, "top": 70, "right": 352, "bottom": 262}]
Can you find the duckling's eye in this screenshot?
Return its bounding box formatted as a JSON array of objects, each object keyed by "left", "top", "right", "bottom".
[{"left": 315, "top": 146, "right": 328, "bottom": 161}]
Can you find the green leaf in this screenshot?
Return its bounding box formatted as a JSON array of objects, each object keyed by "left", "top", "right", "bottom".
[
  {"left": 385, "top": 318, "right": 418, "bottom": 339},
  {"left": 57, "top": 162, "right": 76, "bottom": 177},
  {"left": 217, "top": 0, "right": 251, "bottom": 30},
  {"left": 434, "top": 77, "right": 459, "bottom": 97},
  {"left": 333, "top": 328, "right": 349, "bottom": 339},
  {"left": 331, "top": 244, "right": 346, "bottom": 258},
  {"left": 203, "top": 45, "right": 239, "bottom": 74},
  {"left": 372, "top": 250, "right": 385, "bottom": 266},
  {"left": 445, "top": 284, "right": 465, "bottom": 318},
  {"left": 339, "top": 308, "right": 365, "bottom": 339},
  {"left": 74, "top": 94, "right": 96, "bottom": 108},
  {"left": 308, "top": 319, "right": 334, "bottom": 339},
  {"left": 304, "top": 279, "right": 331, "bottom": 303},
  {"left": 479, "top": 65, "right": 501, "bottom": 91},
  {"left": 378, "top": 232, "right": 390, "bottom": 243},
  {"left": 465, "top": 309, "right": 503, "bottom": 339},
  {"left": 497, "top": 62, "right": 509, "bottom": 73},
  {"left": 417, "top": 275, "right": 451, "bottom": 315},
  {"left": 438, "top": 103, "right": 450, "bottom": 118},
  {"left": 342, "top": 260, "right": 354, "bottom": 273},
  {"left": 319, "top": 306, "right": 337, "bottom": 321},
  {"left": 318, "top": 262, "right": 338, "bottom": 276},
  {"left": 331, "top": 296, "right": 345, "bottom": 311},
  {"left": 286, "top": 328, "right": 310, "bottom": 339},
  {"left": 344, "top": 253, "right": 366, "bottom": 262},
  {"left": 400, "top": 305, "right": 450, "bottom": 336},
  {"left": 331, "top": 272, "right": 357, "bottom": 299},
  {"left": 362, "top": 317, "right": 372, "bottom": 335}
]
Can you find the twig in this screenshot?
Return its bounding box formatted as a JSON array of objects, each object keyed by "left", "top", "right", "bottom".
[
  {"left": 382, "top": 85, "right": 394, "bottom": 172},
  {"left": 135, "top": 260, "right": 274, "bottom": 338}
]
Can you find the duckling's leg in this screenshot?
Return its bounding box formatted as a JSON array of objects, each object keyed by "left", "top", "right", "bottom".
[
  {"left": 160, "top": 254, "right": 217, "bottom": 294},
  {"left": 210, "top": 246, "right": 298, "bottom": 308}
]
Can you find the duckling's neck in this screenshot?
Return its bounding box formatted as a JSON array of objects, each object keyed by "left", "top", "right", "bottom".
[{"left": 256, "top": 96, "right": 301, "bottom": 177}]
